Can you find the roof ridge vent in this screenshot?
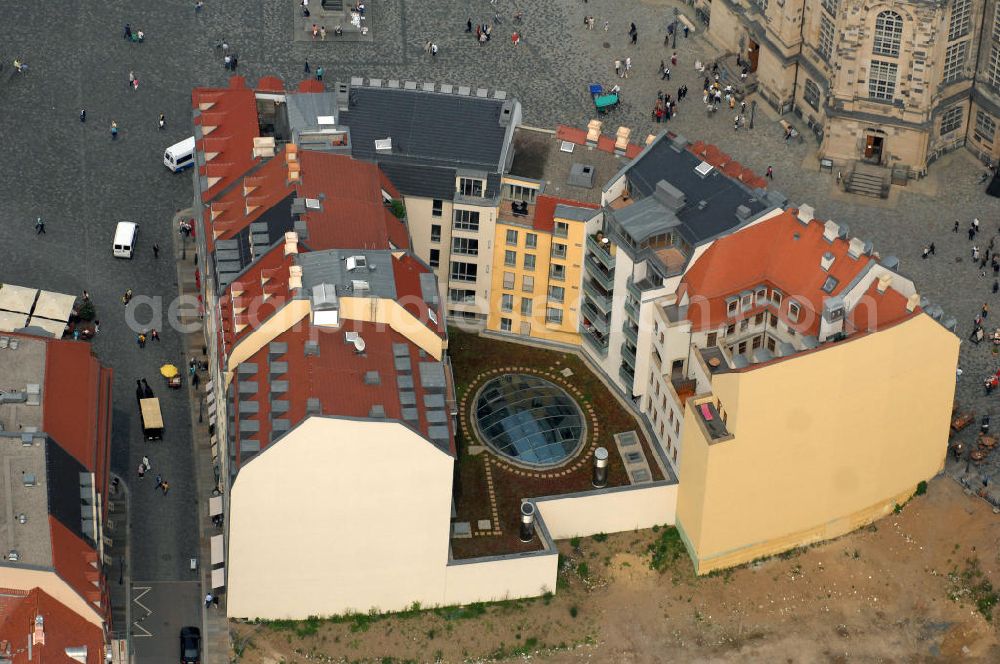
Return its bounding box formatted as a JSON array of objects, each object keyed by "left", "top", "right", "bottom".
[
  {"left": 822, "top": 220, "right": 839, "bottom": 242},
  {"left": 796, "top": 204, "right": 814, "bottom": 224}
]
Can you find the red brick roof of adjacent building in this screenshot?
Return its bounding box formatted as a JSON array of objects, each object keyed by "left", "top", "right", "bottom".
[
  {"left": 680, "top": 209, "right": 918, "bottom": 336},
  {"left": 531, "top": 195, "right": 599, "bottom": 233},
  {"left": 0, "top": 588, "right": 105, "bottom": 664},
  {"left": 232, "top": 320, "right": 454, "bottom": 468},
  {"left": 47, "top": 517, "right": 102, "bottom": 618},
  {"left": 191, "top": 76, "right": 261, "bottom": 202},
  {"left": 296, "top": 151, "right": 410, "bottom": 252},
  {"left": 218, "top": 246, "right": 299, "bottom": 353},
  {"left": 206, "top": 152, "right": 296, "bottom": 245},
  {"left": 392, "top": 253, "right": 445, "bottom": 337}
]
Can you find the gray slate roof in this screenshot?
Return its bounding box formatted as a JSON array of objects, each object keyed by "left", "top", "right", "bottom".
[{"left": 297, "top": 249, "right": 398, "bottom": 299}]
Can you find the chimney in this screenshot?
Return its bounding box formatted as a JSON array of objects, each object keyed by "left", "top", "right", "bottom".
[
  {"left": 820, "top": 251, "right": 835, "bottom": 271},
  {"left": 592, "top": 447, "right": 609, "bottom": 488},
  {"left": 288, "top": 265, "right": 303, "bottom": 290},
  {"left": 876, "top": 273, "right": 892, "bottom": 293},
  {"left": 283, "top": 232, "right": 299, "bottom": 256},
  {"left": 796, "top": 204, "right": 814, "bottom": 224},
  {"left": 906, "top": 293, "right": 920, "bottom": 312},
  {"left": 586, "top": 119, "right": 602, "bottom": 146},
  {"left": 822, "top": 220, "right": 839, "bottom": 242},
  {"left": 847, "top": 237, "right": 865, "bottom": 259},
  {"left": 32, "top": 615, "right": 44, "bottom": 646},
  {"left": 518, "top": 502, "right": 536, "bottom": 542},
  {"left": 614, "top": 126, "right": 631, "bottom": 154}
]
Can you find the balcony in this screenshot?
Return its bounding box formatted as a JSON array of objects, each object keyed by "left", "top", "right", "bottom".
[
  {"left": 623, "top": 322, "right": 638, "bottom": 345},
  {"left": 626, "top": 277, "right": 641, "bottom": 301},
  {"left": 624, "top": 297, "right": 638, "bottom": 321},
  {"left": 582, "top": 280, "right": 613, "bottom": 313},
  {"left": 584, "top": 255, "right": 615, "bottom": 290},
  {"left": 619, "top": 363, "right": 635, "bottom": 386},
  {"left": 586, "top": 234, "right": 616, "bottom": 270},
  {"left": 694, "top": 399, "right": 731, "bottom": 442},
  {"left": 620, "top": 342, "right": 637, "bottom": 367},
  {"left": 581, "top": 301, "right": 611, "bottom": 335},
  {"left": 581, "top": 323, "right": 609, "bottom": 355}
]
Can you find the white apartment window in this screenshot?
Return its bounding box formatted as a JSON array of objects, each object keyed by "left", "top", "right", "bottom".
[
  {"left": 504, "top": 250, "right": 517, "bottom": 267},
  {"left": 550, "top": 264, "right": 566, "bottom": 281},
  {"left": 788, "top": 301, "right": 801, "bottom": 322},
  {"left": 940, "top": 105, "right": 964, "bottom": 136},
  {"left": 873, "top": 11, "right": 903, "bottom": 57},
  {"left": 739, "top": 319, "right": 749, "bottom": 332},
  {"left": 429, "top": 248, "right": 440, "bottom": 268},
  {"left": 520, "top": 298, "right": 533, "bottom": 316},
  {"left": 449, "top": 261, "right": 478, "bottom": 282},
  {"left": 448, "top": 288, "right": 475, "bottom": 303},
  {"left": 988, "top": 45, "right": 1000, "bottom": 90},
  {"left": 821, "top": 0, "right": 838, "bottom": 16},
  {"left": 459, "top": 177, "right": 484, "bottom": 197},
  {"left": 548, "top": 285, "right": 565, "bottom": 303},
  {"left": 976, "top": 111, "right": 997, "bottom": 144},
  {"left": 523, "top": 254, "right": 536, "bottom": 271},
  {"left": 727, "top": 300, "right": 738, "bottom": 316},
  {"left": 505, "top": 183, "right": 538, "bottom": 203},
  {"left": 868, "top": 60, "right": 898, "bottom": 101},
  {"left": 706, "top": 332, "right": 718, "bottom": 346},
  {"left": 554, "top": 221, "right": 569, "bottom": 238},
  {"left": 740, "top": 293, "right": 752, "bottom": 310},
  {"left": 522, "top": 275, "right": 534, "bottom": 293},
  {"left": 432, "top": 199, "right": 443, "bottom": 217},
  {"left": 500, "top": 317, "right": 512, "bottom": 332},
  {"left": 804, "top": 79, "right": 820, "bottom": 111},
  {"left": 818, "top": 16, "right": 835, "bottom": 61},
  {"left": 501, "top": 294, "right": 514, "bottom": 312},
  {"left": 949, "top": 0, "right": 972, "bottom": 41},
  {"left": 754, "top": 287, "right": 767, "bottom": 304},
  {"left": 525, "top": 233, "right": 538, "bottom": 249},
  {"left": 546, "top": 307, "right": 564, "bottom": 324},
  {"left": 503, "top": 271, "right": 515, "bottom": 290},
  {"left": 453, "top": 209, "right": 480, "bottom": 231},
  {"left": 726, "top": 323, "right": 736, "bottom": 335},
  {"left": 451, "top": 237, "right": 479, "bottom": 256},
  {"left": 552, "top": 243, "right": 567, "bottom": 259},
  {"left": 943, "top": 41, "right": 968, "bottom": 84},
  {"left": 506, "top": 229, "right": 519, "bottom": 246},
  {"left": 771, "top": 290, "right": 783, "bottom": 307}
]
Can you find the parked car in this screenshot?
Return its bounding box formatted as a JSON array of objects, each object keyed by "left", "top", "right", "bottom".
[{"left": 180, "top": 626, "right": 201, "bottom": 664}]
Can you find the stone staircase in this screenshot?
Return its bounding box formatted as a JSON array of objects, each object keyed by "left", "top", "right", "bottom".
[{"left": 844, "top": 162, "right": 889, "bottom": 198}]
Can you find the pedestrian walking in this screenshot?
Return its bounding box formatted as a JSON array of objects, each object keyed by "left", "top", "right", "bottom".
[
  {"left": 630, "top": 28, "right": 638, "bottom": 45},
  {"left": 153, "top": 243, "right": 160, "bottom": 258},
  {"left": 161, "top": 481, "right": 170, "bottom": 495},
  {"left": 466, "top": 18, "right": 472, "bottom": 32},
  {"left": 614, "top": 59, "right": 621, "bottom": 76},
  {"left": 128, "top": 70, "right": 135, "bottom": 88},
  {"left": 993, "top": 280, "right": 998, "bottom": 294},
  {"left": 82, "top": 290, "right": 90, "bottom": 302},
  {"left": 35, "top": 217, "right": 45, "bottom": 234},
  {"left": 94, "top": 320, "right": 100, "bottom": 334},
  {"left": 930, "top": 242, "right": 936, "bottom": 255},
  {"left": 624, "top": 57, "right": 632, "bottom": 79},
  {"left": 110, "top": 120, "right": 118, "bottom": 139},
  {"left": 766, "top": 166, "right": 774, "bottom": 180},
  {"left": 922, "top": 246, "right": 930, "bottom": 259},
  {"left": 112, "top": 477, "right": 120, "bottom": 493},
  {"left": 155, "top": 474, "right": 163, "bottom": 489},
  {"left": 603, "top": 20, "right": 610, "bottom": 32},
  {"left": 142, "top": 455, "right": 151, "bottom": 471},
  {"left": 158, "top": 113, "right": 165, "bottom": 129},
  {"left": 969, "top": 227, "right": 976, "bottom": 241},
  {"left": 124, "top": 23, "right": 132, "bottom": 41},
  {"left": 301, "top": 0, "right": 310, "bottom": 16},
  {"left": 671, "top": 52, "right": 677, "bottom": 67},
  {"left": 953, "top": 221, "right": 960, "bottom": 233},
  {"left": 80, "top": 109, "right": 86, "bottom": 122},
  {"left": 683, "top": 25, "right": 689, "bottom": 38},
  {"left": 316, "top": 66, "right": 324, "bottom": 80},
  {"left": 431, "top": 43, "right": 438, "bottom": 56},
  {"left": 195, "top": 1, "right": 204, "bottom": 13},
  {"left": 974, "top": 217, "right": 981, "bottom": 233},
  {"left": 973, "top": 245, "right": 980, "bottom": 261},
  {"left": 137, "top": 332, "right": 147, "bottom": 348},
  {"left": 151, "top": 328, "right": 160, "bottom": 341},
  {"left": 983, "top": 303, "right": 990, "bottom": 318},
  {"left": 320, "top": 25, "right": 327, "bottom": 40},
  {"left": 137, "top": 462, "right": 146, "bottom": 479},
  {"left": 304, "top": 60, "right": 310, "bottom": 74},
  {"left": 193, "top": 372, "right": 201, "bottom": 388},
  {"left": 205, "top": 593, "right": 214, "bottom": 608}
]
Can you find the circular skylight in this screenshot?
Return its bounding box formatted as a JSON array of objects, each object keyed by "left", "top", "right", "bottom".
[{"left": 473, "top": 374, "right": 585, "bottom": 468}]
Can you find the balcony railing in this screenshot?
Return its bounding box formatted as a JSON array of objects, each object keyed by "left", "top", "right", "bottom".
[
  {"left": 623, "top": 322, "right": 638, "bottom": 345},
  {"left": 581, "top": 302, "right": 611, "bottom": 335},
  {"left": 624, "top": 297, "right": 638, "bottom": 321},
  {"left": 619, "top": 363, "right": 635, "bottom": 386},
  {"left": 584, "top": 255, "right": 615, "bottom": 290},
  {"left": 586, "top": 234, "right": 616, "bottom": 270},
  {"left": 621, "top": 342, "right": 637, "bottom": 367},
  {"left": 626, "top": 277, "right": 641, "bottom": 301},
  {"left": 581, "top": 323, "right": 609, "bottom": 355},
  {"left": 582, "top": 280, "right": 613, "bottom": 313}
]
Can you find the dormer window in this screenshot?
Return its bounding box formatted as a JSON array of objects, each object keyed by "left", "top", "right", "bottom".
[
  {"left": 771, "top": 290, "right": 783, "bottom": 307},
  {"left": 788, "top": 301, "right": 801, "bottom": 322},
  {"left": 727, "top": 299, "right": 738, "bottom": 316},
  {"left": 458, "top": 177, "right": 484, "bottom": 197},
  {"left": 755, "top": 287, "right": 767, "bottom": 304},
  {"left": 740, "top": 293, "right": 752, "bottom": 310}
]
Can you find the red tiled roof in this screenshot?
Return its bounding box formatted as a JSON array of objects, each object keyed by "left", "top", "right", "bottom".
[
  {"left": 208, "top": 152, "right": 295, "bottom": 243},
  {"left": 192, "top": 76, "right": 261, "bottom": 201},
  {"left": 219, "top": 246, "right": 298, "bottom": 351},
  {"left": 42, "top": 340, "right": 112, "bottom": 492},
  {"left": 392, "top": 253, "right": 445, "bottom": 337},
  {"left": 531, "top": 195, "right": 599, "bottom": 233},
  {"left": 233, "top": 321, "right": 454, "bottom": 467},
  {"left": 48, "top": 518, "right": 102, "bottom": 618},
  {"left": 297, "top": 80, "right": 325, "bottom": 93},
  {"left": 297, "top": 152, "right": 410, "bottom": 251},
  {"left": 554, "top": 124, "right": 646, "bottom": 157},
  {"left": 681, "top": 209, "right": 916, "bottom": 335},
  {"left": 257, "top": 75, "right": 285, "bottom": 92},
  {"left": 0, "top": 588, "right": 104, "bottom": 664}
]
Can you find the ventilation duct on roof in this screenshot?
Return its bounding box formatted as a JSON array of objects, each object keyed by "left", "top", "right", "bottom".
[
  {"left": 796, "top": 204, "right": 814, "bottom": 224},
  {"left": 694, "top": 161, "right": 713, "bottom": 177},
  {"left": 820, "top": 251, "right": 835, "bottom": 271},
  {"left": 346, "top": 255, "right": 367, "bottom": 271},
  {"left": 568, "top": 163, "right": 595, "bottom": 188},
  {"left": 847, "top": 237, "right": 865, "bottom": 259},
  {"left": 499, "top": 99, "right": 515, "bottom": 126},
  {"left": 735, "top": 205, "right": 752, "bottom": 222},
  {"left": 311, "top": 283, "right": 339, "bottom": 327},
  {"left": 284, "top": 232, "right": 299, "bottom": 256},
  {"left": 653, "top": 180, "right": 686, "bottom": 211}
]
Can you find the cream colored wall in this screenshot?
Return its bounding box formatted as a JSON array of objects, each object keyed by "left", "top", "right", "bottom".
[
  {"left": 226, "top": 299, "right": 311, "bottom": 373},
  {"left": 0, "top": 566, "right": 102, "bottom": 626},
  {"left": 705, "top": 3, "right": 744, "bottom": 53},
  {"left": 443, "top": 553, "right": 558, "bottom": 606},
  {"left": 226, "top": 417, "right": 455, "bottom": 619},
  {"left": 534, "top": 484, "right": 677, "bottom": 540},
  {"left": 676, "top": 314, "right": 959, "bottom": 573},
  {"left": 338, "top": 297, "right": 444, "bottom": 360}
]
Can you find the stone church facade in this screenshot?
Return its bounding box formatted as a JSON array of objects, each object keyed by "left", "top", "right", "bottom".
[{"left": 705, "top": 0, "right": 1000, "bottom": 175}]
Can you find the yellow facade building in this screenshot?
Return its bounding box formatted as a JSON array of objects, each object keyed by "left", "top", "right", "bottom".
[{"left": 486, "top": 195, "right": 599, "bottom": 346}]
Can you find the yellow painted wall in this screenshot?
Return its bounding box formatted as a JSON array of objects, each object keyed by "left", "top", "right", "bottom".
[
  {"left": 485, "top": 216, "right": 585, "bottom": 347},
  {"left": 226, "top": 299, "right": 311, "bottom": 374},
  {"left": 338, "top": 296, "right": 445, "bottom": 360},
  {"left": 676, "top": 314, "right": 959, "bottom": 574},
  {"left": 534, "top": 483, "right": 677, "bottom": 539},
  {"left": 227, "top": 417, "right": 455, "bottom": 619}
]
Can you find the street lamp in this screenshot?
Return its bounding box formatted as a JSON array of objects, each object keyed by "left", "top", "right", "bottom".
[{"left": 672, "top": 8, "right": 679, "bottom": 49}]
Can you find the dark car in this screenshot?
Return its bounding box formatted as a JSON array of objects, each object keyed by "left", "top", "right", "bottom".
[{"left": 180, "top": 626, "right": 201, "bottom": 664}]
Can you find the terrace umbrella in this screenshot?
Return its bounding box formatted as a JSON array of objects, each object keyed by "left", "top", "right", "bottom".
[{"left": 160, "top": 364, "right": 179, "bottom": 379}]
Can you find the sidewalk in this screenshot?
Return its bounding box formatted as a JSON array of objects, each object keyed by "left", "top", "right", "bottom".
[
  {"left": 105, "top": 474, "right": 132, "bottom": 663},
  {"left": 171, "top": 209, "right": 229, "bottom": 664}
]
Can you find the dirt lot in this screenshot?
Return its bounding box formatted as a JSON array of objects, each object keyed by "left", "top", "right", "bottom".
[{"left": 231, "top": 479, "right": 999, "bottom": 663}]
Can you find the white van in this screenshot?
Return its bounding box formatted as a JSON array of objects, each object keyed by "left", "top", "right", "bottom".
[
  {"left": 163, "top": 136, "right": 196, "bottom": 172},
  {"left": 113, "top": 222, "right": 139, "bottom": 259}
]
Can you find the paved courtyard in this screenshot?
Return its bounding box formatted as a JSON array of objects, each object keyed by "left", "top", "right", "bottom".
[{"left": 0, "top": 0, "right": 999, "bottom": 653}]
